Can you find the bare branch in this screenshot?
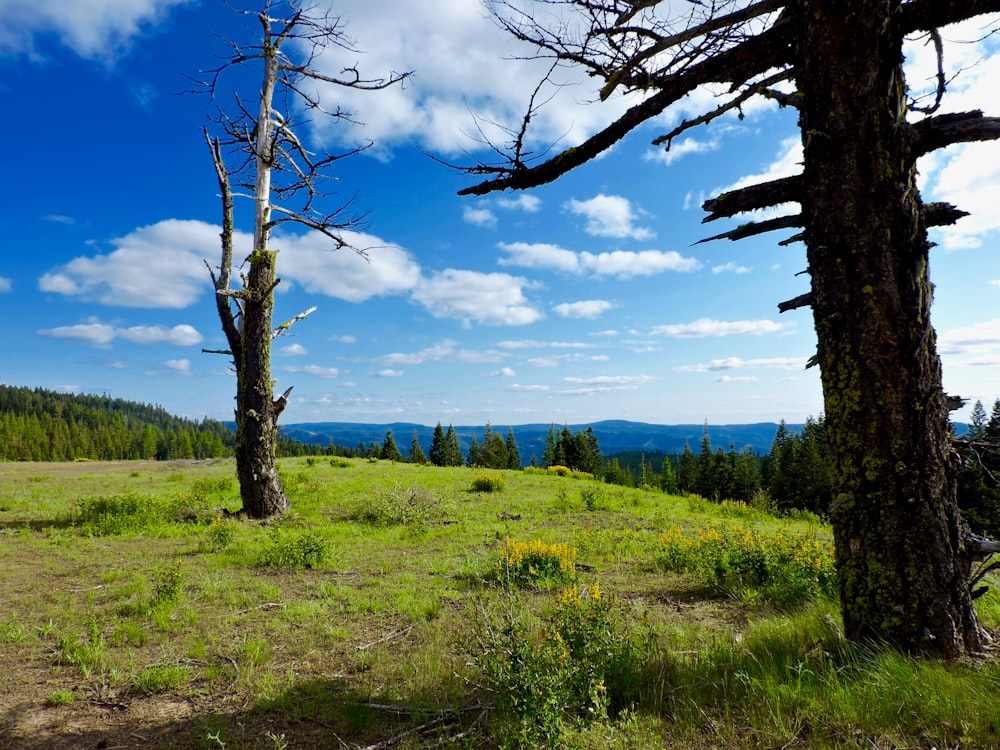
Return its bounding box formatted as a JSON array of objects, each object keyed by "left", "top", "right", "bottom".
[
  {"left": 696, "top": 212, "right": 801, "bottom": 243},
  {"left": 909, "top": 29, "right": 946, "bottom": 114},
  {"left": 924, "top": 201, "right": 970, "bottom": 227},
  {"left": 272, "top": 307, "right": 318, "bottom": 340},
  {"left": 910, "top": 110, "right": 1000, "bottom": 158},
  {"left": 701, "top": 174, "right": 802, "bottom": 222},
  {"left": 459, "top": 15, "right": 796, "bottom": 195},
  {"left": 778, "top": 292, "right": 813, "bottom": 313},
  {"left": 651, "top": 69, "right": 793, "bottom": 149}
]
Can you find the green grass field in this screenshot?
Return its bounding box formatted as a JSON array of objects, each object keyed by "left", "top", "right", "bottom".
[{"left": 0, "top": 458, "right": 997, "bottom": 749}]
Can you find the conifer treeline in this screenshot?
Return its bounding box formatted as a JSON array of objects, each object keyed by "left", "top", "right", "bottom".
[{"left": 0, "top": 385, "right": 234, "bottom": 461}]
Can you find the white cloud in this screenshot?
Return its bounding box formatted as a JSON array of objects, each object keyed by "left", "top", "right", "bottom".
[
  {"left": 497, "top": 195, "right": 542, "bottom": 213},
  {"left": 564, "top": 194, "right": 654, "bottom": 240},
  {"left": 117, "top": 324, "right": 202, "bottom": 346},
  {"left": 455, "top": 349, "right": 508, "bottom": 364},
  {"left": 582, "top": 249, "right": 700, "bottom": 277},
  {"left": 164, "top": 358, "right": 191, "bottom": 374},
  {"left": 280, "top": 229, "right": 422, "bottom": 302},
  {"left": 918, "top": 30, "right": 1000, "bottom": 257},
  {"left": 0, "top": 277, "right": 11, "bottom": 292},
  {"left": 563, "top": 375, "right": 655, "bottom": 386},
  {"left": 507, "top": 384, "right": 549, "bottom": 392},
  {"left": 412, "top": 270, "right": 543, "bottom": 326},
  {"left": 284, "top": 364, "right": 340, "bottom": 379},
  {"left": 716, "top": 375, "right": 759, "bottom": 383},
  {"left": 38, "top": 322, "right": 116, "bottom": 347},
  {"left": 651, "top": 318, "right": 785, "bottom": 338},
  {"left": 674, "top": 356, "right": 806, "bottom": 373},
  {"left": 590, "top": 330, "right": 618, "bottom": 337},
  {"left": 463, "top": 205, "right": 498, "bottom": 228},
  {"left": 711, "top": 138, "right": 803, "bottom": 221},
  {"left": 376, "top": 369, "right": 404, "bottom": 377},
  {"left": 43, "top": 214, "right": 75, "bottom": 225},
  {"left": 377, "top": 340, "right": 457, "bottom": 366},
  {"left": 498, "top": 242, "right": 583, "bottom": 274},
  {"left": 712, "top": 262, "right": 752, "bottom": 274},
  {"left": 498, "top": 241, "right": 701, "bottom": 277},
  {"left": 553, "top": 300, "right": 617, "bottom": 319},
  {"left": 644, "top": 135, "right": 721, "bottom": 166},
  {"left": 938, "top": 319, "right": 1000, "bottom": 355},
  {"left": 278, "top": 343, "right": 309, "bottom": 357},
  {"left": 303, "top": 0, "right": 639, "bottom": 157},
  {"left": 526, "top": 354, "right": 608, "bottom": 368},
  {"left": 38, "top": 219, "right": 220, "bottom": 308},
  {"left": 498, "top": 340, "right": 596, "bottom": 350},
  {"left": 332, "top": 334, "right": 357, "bottom": 343},
  {"left": 488, "top": 367, "right": 517, "bottom": 377},
  {"left": 37, "top": 319, "right": 202, "bottom": 348},
  {"left": 0, "top": 0, "right": 192, "bottom": 60},
  {"left": 720, "top": 137, "right": 803, "bottom": 195}
]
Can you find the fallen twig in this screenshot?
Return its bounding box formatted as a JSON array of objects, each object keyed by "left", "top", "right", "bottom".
[{"left": 356, "top": 625, "right": 413, "bottom": 651}]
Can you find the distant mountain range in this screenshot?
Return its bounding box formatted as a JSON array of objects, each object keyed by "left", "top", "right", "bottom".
[{"left": 279, "top": 420, "right": 798, "bottom": 459}]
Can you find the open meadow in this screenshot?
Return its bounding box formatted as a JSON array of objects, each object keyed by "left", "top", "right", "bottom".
[{"left": 0, "top": 458, "right": 998, "bottom": 749}]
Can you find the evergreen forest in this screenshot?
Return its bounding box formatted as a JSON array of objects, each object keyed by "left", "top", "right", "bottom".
[{"left": 3, "top": 384, "right": 997, "bottom": 538}]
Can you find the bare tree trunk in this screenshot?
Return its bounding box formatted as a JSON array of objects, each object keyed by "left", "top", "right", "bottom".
[
  {"left": 234, "top": 247, "right": 288, "bottom": 519},
  {"left": 797, "top": 0, "right": 983, "bottom": 656}
]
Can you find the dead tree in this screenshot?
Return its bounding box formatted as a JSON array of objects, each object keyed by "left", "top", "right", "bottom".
[
  {"left": 460, "top": 0, "right": 1000, "bottom": 657},
  {"left": 198, "top": 1, "right": 409, "bottom": 519}
]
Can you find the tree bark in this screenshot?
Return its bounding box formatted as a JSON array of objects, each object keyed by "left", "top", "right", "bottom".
[
  {"left": 234, "top": 247, "right": 288, "bottom": 519},
  {"left": 796, "top": 0, "right": 983, "bottom": 656}
]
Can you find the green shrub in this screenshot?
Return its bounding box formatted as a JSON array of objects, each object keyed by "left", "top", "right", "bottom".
[
  {"left": 75, "top": 493, "right": 161, "bottom": 535},
  {"left": 151, "top": 563, "right": 183, "bottom": 604},
  {"left": 203, "top": 516, "right": 237, "bottom": 551},
  {"left": 257, "top": 529, "right": 330, "bottom": 569},
  {"left": 350, "top": 483, "right": 442, "bottom": 526},
  {"left": 580, "top": 486, "right": 603, "bottom": 511},
  {"left": 494, "top": 538, "right": 576, "bottom": 587},
  {"left": 472, "top": 473, "right": 506, "bottom": 493},
  {"left": 470, "top": 585, "right": 647, "bottom": 748},
  {"left": 657, "top": 521, "right": 836, "bottom": 606}
]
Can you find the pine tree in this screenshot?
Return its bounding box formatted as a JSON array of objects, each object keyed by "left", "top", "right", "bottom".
[
  {"left": 986, "top": 399, "right": 1000, "bottom": 438},
  {"left": 466, "top": 436, "right": 481, "bottom": 468},
  {"left": 638, "top": 454, "right": 656, "bottom": 490},
  {"left": 408, "top": 431, "right": 427, "bottom": 464},
  {"left": 694, "top": 423, "right": 715, "bottom": 499},
  {"left": 444, "top": 425, "right": 463, "bottom": 466},
  {"left": 677, "top": 443, "right": 696, "bottom": 493},
  {"left": 429, "top": 422, "right": 447, "bottom": 466},
  {"left": 967, "top": 401, "right": 987, "bottom": 439},
  {"left": 505, "top": 428, "right": 521, "bottom": 469},
  {"left": 542, "top": 424, "right": 556, "bottom": 467},
  {"left": 381, "top": 430, "right": 403, "bottom": 462},
  {"left": 659, "top": 456, "right": 677, "bottom": 494}
]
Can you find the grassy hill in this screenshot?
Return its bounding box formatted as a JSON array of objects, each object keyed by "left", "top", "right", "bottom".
[{"left": 0, "top": 458, "right": 997, "bottom": 748}]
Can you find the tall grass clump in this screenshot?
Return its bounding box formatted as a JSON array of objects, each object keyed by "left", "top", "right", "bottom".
[
  {"left": 494, "top": 538, "right": 576, "bottom": 587},
  {"left": 470, "top": 585, "right": 649, "bottom": 749},
  {"left": 657, "top": 520, "right": 835, "bottom": 605},
  {"left": 74, "top": 493, "right": 163, "bottom": 536},
  {"left": 350, "top": 483, "right": 443, "bottom": 526},
  {"left": 256, "top": 528, "right": 330, "bottom": 569}
]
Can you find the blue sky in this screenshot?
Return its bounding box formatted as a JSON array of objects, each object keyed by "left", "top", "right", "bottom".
[{"left": 2, "top": 1, "right": 999, "bottom": 428}]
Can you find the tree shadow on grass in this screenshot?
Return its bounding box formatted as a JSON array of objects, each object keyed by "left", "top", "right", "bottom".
[{"left": 1, "top": 677, "right": 487, "bottom": 750}]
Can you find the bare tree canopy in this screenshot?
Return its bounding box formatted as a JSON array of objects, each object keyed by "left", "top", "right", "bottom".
[
  {"left": 459, "top": 0, "right": 1000, "bottom": 658},
  {"left": 199, "top": 1, "right": 410, "bottom": 519}
]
